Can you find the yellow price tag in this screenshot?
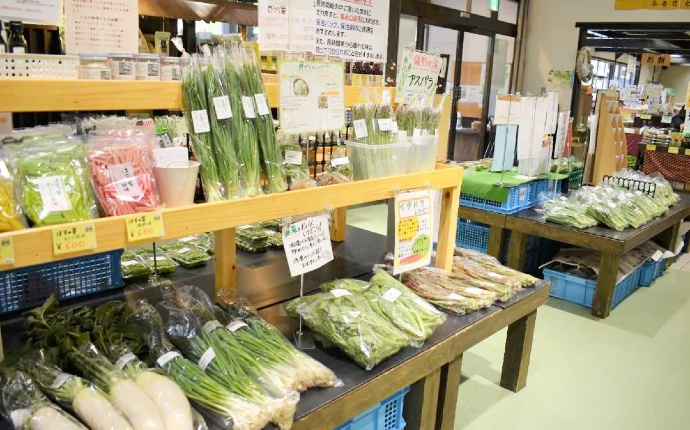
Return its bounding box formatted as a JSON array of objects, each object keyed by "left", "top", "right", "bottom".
[
  {"left": 0, "top": 237, "right": 14, "bottom": 265},
  {"left": 52, "top": 223, "right": 97, "bottom": 255},
  {"left": 126, "top": 212, "right": 165, "bottom": 242},
  {"left": 640, "top": 114, "right": 652, "bottom": 120},
  {"left": 669, "top": 147, "right": 680, "bottom": 154},
  {"left": 646, "top": 144, "right": 656, "bottom": 151}
]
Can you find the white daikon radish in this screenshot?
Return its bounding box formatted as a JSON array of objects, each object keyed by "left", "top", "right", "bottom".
[
  {"left": 72, "top": 386, "right": 133, "bottom": 430},
  {"left": 135, "top": 370, "right": 194, "bottom": 430},
  {"left": 29, "top": 406, "right": 88, "bottom": 430}
]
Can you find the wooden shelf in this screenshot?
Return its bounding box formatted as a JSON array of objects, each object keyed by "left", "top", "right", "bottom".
[
  {"left": 0, "top": 80, "right": 395, "bottom": 112},
  {"left": 0, "top": 164, "right": 462, "bottom": 270}
]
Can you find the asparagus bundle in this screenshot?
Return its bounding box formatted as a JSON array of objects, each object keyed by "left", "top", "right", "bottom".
[{"left": 454, "top": 247, "right": 540, "bottom": 288}]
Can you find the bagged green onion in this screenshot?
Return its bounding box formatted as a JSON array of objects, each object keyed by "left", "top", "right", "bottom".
[
  {"left": 6, "top": 138, "right": 98, "bottom": 227},
  {"left": 160, "top": 242, "right": 211, "bottom": 268}
]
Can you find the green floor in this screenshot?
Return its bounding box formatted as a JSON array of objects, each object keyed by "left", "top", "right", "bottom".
[{"left": 347, "top": 204, "right": 690, "bottom": 430}]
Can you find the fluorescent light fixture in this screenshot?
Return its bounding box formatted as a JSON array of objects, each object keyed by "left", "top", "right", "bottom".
[
  {"left": 671, "top": 54, "right": 682, "bottom": 58},
  {"left": 489, "top": 0, "right": 500, "bottom": 12},
  {"left": 587, "top": 31, "right": 609, "bottom": 38}
]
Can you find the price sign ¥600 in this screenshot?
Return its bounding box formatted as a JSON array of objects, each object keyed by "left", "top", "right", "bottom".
[
  {"left": 52, "top": 223, "right": 97, "bottom": 256},
  {"left": 125, "top": 212, "right": 165, "bottom": 242}
]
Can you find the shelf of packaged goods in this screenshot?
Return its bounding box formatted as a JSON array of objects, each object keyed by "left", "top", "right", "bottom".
[
  {"left": 0, "top": 164, "right": 462, "bottom": 272},
  {"left": 0, "top": 80, "right": 396, "bottom": 112}
]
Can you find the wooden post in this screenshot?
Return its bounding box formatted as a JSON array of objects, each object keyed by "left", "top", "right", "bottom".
[
  {"left": 330, "top": 207, "right": 347, "bottom": 242},
  {"left": 507, "top": 230, "right": 527, "bottom": 271},
  {"left": 592, "top": 252, "right": 620, "bottom": 318},
  {"left": 404, "top": 367, "right": 442, "bottom": 430},
  {"left": 500, "top": 310, "right": 537, "bottom": 392},
  {"left": 436, "top": 185, "right": 462, "bottom": 271},
  {"left": 214, "top": 228, "right": 236, "bottom": 301},
  {"left": 487, "top": 225, "right": 505, "bottom": 260},
  {"left": 654, "top": 221, "right": 681, "bottom": 255},
  {"left": 435, "top": 355, "right": 463, "bottom": 430}
]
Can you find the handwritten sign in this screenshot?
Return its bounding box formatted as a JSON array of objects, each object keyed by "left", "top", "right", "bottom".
[
  {"left": 52, "top": 224, "right": 97, "bottom": 255},
  {"left": 282, "top": 214, "right": 334, "bottom": 277},
  {"left": 396, "top": 47, "right": 442, "bottom": 104},
  {"left": 393, "top": 189, "right": 433, "bottom": 275},
  {"left": 125, "top": 212, "right": 165, "bottom": 242},
  {"left": 0, "top": 237, "right": 14, "bottom": 265},
  {"left": 641, "top": 54, "right": 670, "bottom": 67}
]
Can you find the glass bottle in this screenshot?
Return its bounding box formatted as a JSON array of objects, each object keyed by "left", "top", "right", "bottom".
[
  {"left": 352, "top": 62, "right": 363, "bottom": 86},
  {"left": 8, "top": 21, "right": 27, "bottom": 54}
]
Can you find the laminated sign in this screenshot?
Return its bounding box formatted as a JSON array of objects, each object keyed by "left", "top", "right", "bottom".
[
  {"left": 395, "top": 48, "right": 443, "bottom": 104},
  {"left": 282, "top": 214, "right": 334, "bottom": 276},
  {"left": 393, "top": 189, "right": 433, "bottom": 275}
]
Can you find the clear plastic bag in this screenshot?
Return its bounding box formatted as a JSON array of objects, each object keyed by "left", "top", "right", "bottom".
[
  {"left": 281, "top": 135, "right": 315, "bottom": 190},
  {"left": 5, "top": 137, "right": 98, "bottom": 227},
  {"left": 159, "top": 242, "right": 211, "bottom": 268},
  {"left": 19, "top": 355, "right": 132, "bottom": 430},
  {"left": 1, "top": 370, "right": 88, "bottom": 430},
  {"left": 87, "top": 129, "right": 160, "bottom": 216},
  {"left": 134, "top": 247, "right": 179, "bottom": 274},
  {"left": 317, "top": 144, "right": 353, "bottom": 185},
  {"left": 120, "top": 250, "right": 153, "bottom": 280},
  {"left": 284, "top": 290, "right": 410, "bottom": 370},
  {"left": 0, "top": 150, "right": 24, "bottom": 232}
]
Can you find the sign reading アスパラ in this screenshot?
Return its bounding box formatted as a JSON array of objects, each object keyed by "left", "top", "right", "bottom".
[{"left": 395, "top": 47, "right": 443, "bottom": 104}]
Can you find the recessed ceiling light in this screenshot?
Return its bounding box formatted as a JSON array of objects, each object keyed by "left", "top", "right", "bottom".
[{"left": 587, "top": 31, "right": 609, "bottom": 38}]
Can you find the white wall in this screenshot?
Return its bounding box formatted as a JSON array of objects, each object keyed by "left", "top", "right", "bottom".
[
  {"left": 523, "top": 0, "right": 690, "bottom": 108},
  {"left": 659, "top": 66, "right": 690, "bottom": 95}
]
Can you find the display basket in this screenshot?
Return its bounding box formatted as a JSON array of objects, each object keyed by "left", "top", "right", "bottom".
[
  {"left": 335, "top": 386, "right": 410, "bottom": 430},
  {"left": 0, "top": 249, "right": 124, "bottom": 315},
  {"left": 456, "top": 218, "right": 490, "bottom": 253},
  {"left": 345, "top": 141, "right": 411, "bottom": 180},
  {"left": 406, "top": 135, "right": 439, "bottom": 173},
  {"left": 0, "top": 53, "right": 79, "bottom": 79},
  {"left": 460, "top": 180, "right": 543, "bottom": 214}
]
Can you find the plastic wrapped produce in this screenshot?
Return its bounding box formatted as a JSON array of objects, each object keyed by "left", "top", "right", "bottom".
[
  {"left": 454, "top": 247, "right": 539, "bottom": 288},
  {"left": 120, "top": 250, "right": 154, "bottom": 280},
  {"left": 1, "top": 370, "right": 87, "bottom": 430},
  {"left": 316, "top": 145, "right": 353, "bottom": 186},
  {"left": 0, "top": 154, "right": 24, "bottom": 232},
  {"left": 284, "top": 290, "right": 410, "bottom": 370},
  {"left": 86, "top": 129, "right": 159, "bottom": 216},
  {"left": 160, "top": 242, "right": 211, "bottom": 268},
  {"left": 6, "top": 138, "right": 98, "bottom": 227},
  {"left": 134, "top": 248, "right": 178, "bottom": 274}
]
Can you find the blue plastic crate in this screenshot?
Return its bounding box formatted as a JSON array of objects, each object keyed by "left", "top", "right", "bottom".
[
  {"left": 335, "top": 386, "right": 409, "bottom": 430},
  {"left": 640, "top": 259, "right": 666, "bottom": 287},
  {"left": 455, "top": 218, "right": 489, "bottom": 253},
  {"left": 543, "top": 264, "right": 642, "bottom": 309},
  {"left": 460, "top": 180, "right": 542, "bottom": 214},
  {"left": 0, "top": 249, "right": 124, "bottom": 315}
]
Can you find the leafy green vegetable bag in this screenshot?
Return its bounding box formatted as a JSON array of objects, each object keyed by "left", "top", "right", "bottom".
[{"left": 6, "top": 138, "right": 98, "bottom": 227}]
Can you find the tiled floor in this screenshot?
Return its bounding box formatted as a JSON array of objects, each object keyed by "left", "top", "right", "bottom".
[{"left": 347, "top": 204, "right": 690, "bottom": 430}]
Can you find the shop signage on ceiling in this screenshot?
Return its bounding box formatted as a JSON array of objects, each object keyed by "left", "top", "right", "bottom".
[
  {"left": 615, "top": 0, "right": 690, "bottom": 9},
  {"left": 641, "top": 54, "right": 671, "bottom": 67}
]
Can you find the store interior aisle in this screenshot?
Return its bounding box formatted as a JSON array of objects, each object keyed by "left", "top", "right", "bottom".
[{"left": 347, "top": 204, "right": 690, "bottom": 430}]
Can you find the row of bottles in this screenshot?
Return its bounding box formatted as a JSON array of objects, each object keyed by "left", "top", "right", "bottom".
[
  {"left": 346, "top": 61, "right": 383, "bottom": 87},
  {"left": 0, "top": 20, "right": 28, "bottom": 54}
]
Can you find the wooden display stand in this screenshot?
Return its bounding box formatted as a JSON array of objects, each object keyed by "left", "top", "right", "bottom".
[{"left": 589, "top": 93, "right": 626, "bottom": 184}]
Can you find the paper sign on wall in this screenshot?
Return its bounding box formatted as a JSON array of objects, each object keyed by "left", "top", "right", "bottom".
[
  {"left": 0, "top": 0, "right": 60, "bottom": 24},
  {"left": 65, "top": 0, "right": 138, "bottom": 54},
  {"left": 394, "top": 189, "right": 433, "bottom": 275},
  {"left": 395, "top": 48, "right": 442, "bottom": 104},
  {"left": 278, "top": 60, "right": 345, "bottom": 134},
  {"left": 282, "top": 214, "right": 334, "bottom": 277}
]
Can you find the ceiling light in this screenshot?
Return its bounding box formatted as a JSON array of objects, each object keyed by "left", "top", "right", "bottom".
[{"left": 671, "top": 54, "right": 682, "bottom": 58}]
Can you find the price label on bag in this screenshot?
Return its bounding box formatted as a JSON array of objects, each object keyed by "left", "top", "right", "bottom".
[
  {"left": 52, "top": 223, "right": 97, "bottom": 256},
  {"left": 0, "top": 237, "right": 14, "bottom": 265},
  {"left": 126, "top": 212, "right": 165, "bottom": 242}
]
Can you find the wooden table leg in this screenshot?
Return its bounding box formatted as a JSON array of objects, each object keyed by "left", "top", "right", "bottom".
[
  {"left": 330, "top": 207, "right": 347, "bottom": 242},
  {"left": 404, "top": 367, "right": 442, "bottom": 430},
  {"left": 487, "top": 225, "right": 505, "bottom": 260},
  {"left": 435, "top": 355, "right": 462, "bottom": 430},
  {"left": 436, "top": 186, "right": 461, "bottom": 272},
  {"left": 500, "top": 310, "right": 537, "bottom": 392},
  {"left": 592, "top": 252, "right": 621, "bottom": 318},
  {"left": 653, "top": 221, "right": 681, "bottom": 255},
  {"left": 507, "top": 230, "right": 527, "bottom": 271}
]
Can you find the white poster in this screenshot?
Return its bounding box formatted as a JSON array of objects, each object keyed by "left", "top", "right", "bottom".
[
  {"left": 0, "top": 0, "right": 59, "bottom": 24},
  {"left": 65, "top": 0, "right": 138, "bottom": 54},
  {"left": 278, "top": 60, "right": 345, "bottom": 133},
  {"left": 259, "top": 0, "right": 389, "bottom": 62},
  {"left": 394, "top": 189, "right": 433, "bottom": 275}
]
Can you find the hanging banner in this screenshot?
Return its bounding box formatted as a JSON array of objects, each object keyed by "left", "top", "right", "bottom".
[
  {"left": 0, "top": 0, "right": 60, "bottom": 24},
  {"left": 65, "top": 0, "right": 138, "bottom": 54},
  {"left": 278, "top": 60, "right": 345, "bottom": 134},
  {"left": 395, "top": 48, "right": 443, "bottom": 104},
  {"left": 282, "top": 214, "right": 334, "bottom": 277},
  {"left": 393, "top": 189, "right": 433, "bottom": 275}
]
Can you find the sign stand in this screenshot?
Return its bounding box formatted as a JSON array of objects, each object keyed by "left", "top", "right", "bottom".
[{"left": 294, "top": 273, "right": 315, "bottom": 349}]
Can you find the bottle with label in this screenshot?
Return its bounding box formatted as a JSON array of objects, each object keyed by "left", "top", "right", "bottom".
[
  {"left": 0, "top": 21, "right": 6, "bottom": 53},
  {"left": 372, "top": 63, "right": 382, "bottom": 87},
  {"left": 344, "top": 61, "right": 351, "bottom": 86},
  {"left": 8, "top": 21, "right": 27, "bottom": 54},
  {"left": 352, "top": 62, "right": 364, "bottom": 86},
  {"left": 363, "top": 62, "right": 373, "bottom": 86}
]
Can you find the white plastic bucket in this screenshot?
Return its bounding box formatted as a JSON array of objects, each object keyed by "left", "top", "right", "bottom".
[{"left": 153, "top": 160, "right": 200, "bottom": 208}]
